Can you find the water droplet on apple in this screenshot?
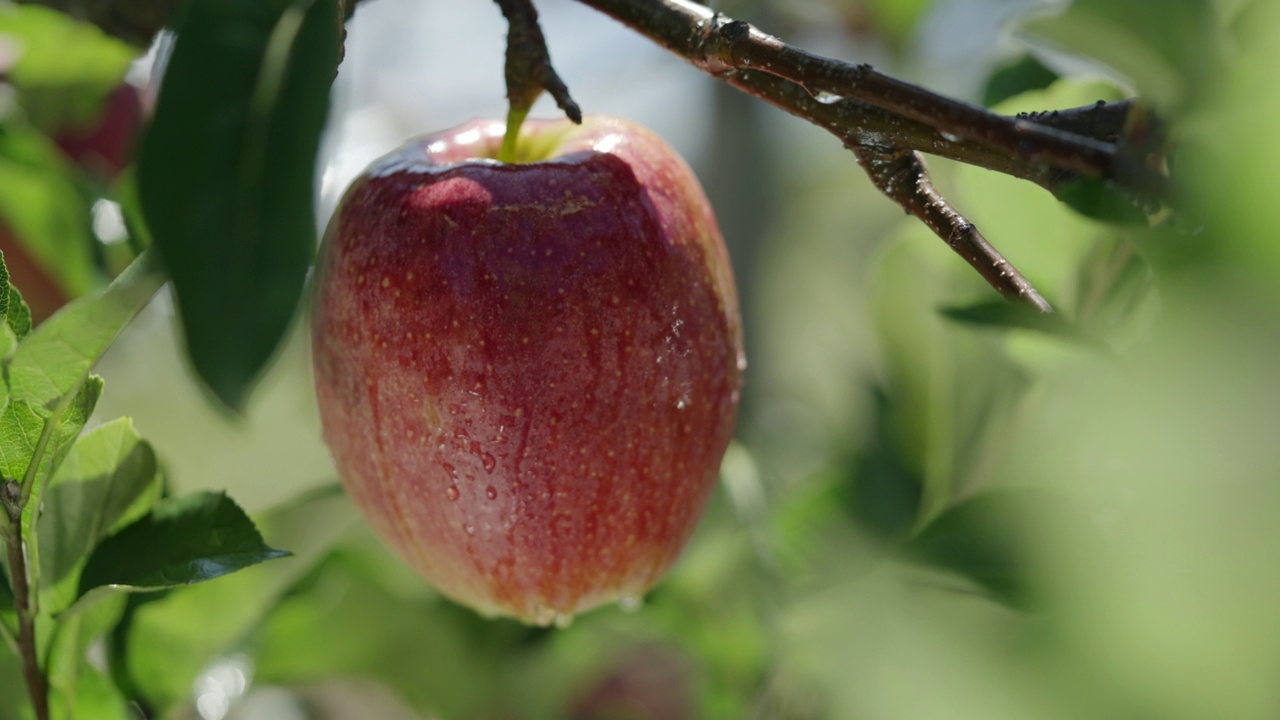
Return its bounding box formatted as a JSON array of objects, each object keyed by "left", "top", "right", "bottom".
[
  {"left": 618, "top": 595, "right": 644, "bottom": 613},
  {"left": 445, "top": 485, "right": 459, "bottom": 501},
  {"left": 463, "top": 523, "right": 475, "bottom": 535},
  {"left": 676, "top": 396, "right": 689, "bottom": 411},
  {"left": 532, "top": 604, "right": 557, "bottom": 627},
  {"left": 485, "top": 485, "right": 498, "bottom": 500}
]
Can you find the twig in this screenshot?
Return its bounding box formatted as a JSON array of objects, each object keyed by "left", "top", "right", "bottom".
[{"left": 854, "top": 147, "right": 1053, "bottom": 312}]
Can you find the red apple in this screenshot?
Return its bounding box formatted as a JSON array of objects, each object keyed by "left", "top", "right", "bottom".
[
  {"left": 54, "top": 83, "right": 143, "bottom": 180},
  {"left": 311, "top": 115, "right": 744, "bottom": 625}
]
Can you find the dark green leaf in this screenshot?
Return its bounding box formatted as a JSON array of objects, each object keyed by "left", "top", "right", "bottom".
[
  {"left": 0, "top": 5, "right": 137, "bottom": 133},
  {"left": 77, "top": 491, "right": 289, "bottom": 597},
  {"left": 1056, "top": 176, "right": 1150, "bottom": 225},
  {"left": 983, "top": 55, "right": 1059, "bottom": 108},
  {"left": 940, "top": 301, "right": 1102, "bottom": 347},
  {"left": 137, "top": 0, "right": 340, "bottom": 410},
  {"left": 903, "top": 491, "right": 1055, "bottom": 608},
  {"left": 840, "top": 387, "right": 922, "bottom": 540},
  {"left": 39, "top": 418, "right": 159, "bottom": 612},
  {"left": 8, "top": 251, "right": 162, "bottom": 413},
  {"left": 116, "top": 485, "right": 356, "bottom": 708}
]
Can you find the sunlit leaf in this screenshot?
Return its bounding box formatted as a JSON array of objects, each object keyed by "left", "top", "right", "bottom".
[
  {"left": 138, "top": 0, "right": 340, "bottom": 409},
  {"left": 39, "top": 417, "right": 159, "bottom": 612},
  {"left": 7, "top": 250, "right": 162, "bottom": 413}
]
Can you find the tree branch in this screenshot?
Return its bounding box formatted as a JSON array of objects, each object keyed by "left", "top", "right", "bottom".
[
  {"left": 567, "top": 0, "right": 1173, "bottom": 309},
  {"left": 572, "top": 0, "right": 1165, "bottom": 205},
  {"left": 854, "top": 147, "right": 1053, "bottom": 312}
]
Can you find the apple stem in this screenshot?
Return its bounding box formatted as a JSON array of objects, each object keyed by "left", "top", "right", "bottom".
[{"left": 501, "top": 105, "right": 531, "bottom": 163}]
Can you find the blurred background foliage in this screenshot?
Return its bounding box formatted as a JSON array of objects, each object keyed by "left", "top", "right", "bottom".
[{"left": 2, "top": 0, "right": 1280, "bottom": 718}]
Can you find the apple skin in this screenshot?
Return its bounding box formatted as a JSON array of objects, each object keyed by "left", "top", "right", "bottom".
[
  {"left": 54, "top": 83, "right": 143, "bottom": 180},
  {"left": 312, "top": 115, "right": 744, "bottom": 624}
]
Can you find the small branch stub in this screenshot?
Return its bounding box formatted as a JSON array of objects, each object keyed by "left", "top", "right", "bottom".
[{"left": 494, "top": 0, "right": 582, "bottom": 162}]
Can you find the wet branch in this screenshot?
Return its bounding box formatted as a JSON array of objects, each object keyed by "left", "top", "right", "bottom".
[
  {"left": 855, "top": 147, "right": 1053, "bottom": 312},
  {"left": 570, "top": 0, "right": 1168, "bottom": 310}
]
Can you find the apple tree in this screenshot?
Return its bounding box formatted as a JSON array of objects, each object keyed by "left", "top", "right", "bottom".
[{"left": 2, "top": 0, "right": 1279, "bottom": 718}]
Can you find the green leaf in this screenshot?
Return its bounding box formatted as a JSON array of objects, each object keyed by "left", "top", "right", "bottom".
[
  {"left": 7, "top": 250, "right": 162, "bottom": 413},
  {"left": 116, "top": 485, "right": 356, "bottom": 708},
  {"left": 137, "top": 0, "right": 340, "bottom": 410},
  {"left": 45, "top": 594, "right": 130, "bottom": 720},
  {"left": 0, "top": 125, "right": 100, "bottom": 299},
  {"left": 1019, "top": 0, "right": 1218, "bottom": 106},
  {"left": 7, "top": 287, "right": 31, "bottom": 340},
  {"left": 902, "top": 491, "right": 1056, "bottom": 608},
  {"left": 983, "top": 54, "right": 1059, "bottom": 108},
  {"left": 0, "top": 398, "right": 44, "bottom": 485},
  {"left": 940, "top": 301, "right": 1103, "bottom": 347},
  {"left": 1055, "top": 176, "right": 1149, "bottom": 225},
  {"left": 38, "top": 418, "right": 159, "bottom": 612},
  {"left": 76, "top": 491, "right": 289, "bottom": 598},
  {"left": 0, "top": 5, "right": 138, "bottom": 133}
]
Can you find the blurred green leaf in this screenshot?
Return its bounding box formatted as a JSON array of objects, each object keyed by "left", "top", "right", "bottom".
[
  {"left": 7, "top": 250, "right": 162, "bottom": 413},
  {"left": 866, "top": 0, "right": 933, "bottom": 45},
  {"left": 0, "top": 560, "right": 11, "bottom": 611},
  {"left": 76, "top": 491, "right": 289, "bottom": 599},
  {"left": 0, "top": 5, "right": 137, "bottom": 133},
  {"left": 0, "top": 642, "right": 27, "bottom": 720},
  {"left": 45, "top": 594, "right": 130, "bottom": 720},
  {"left": 902, "top": 490, "right": 1058, "bottom": 607},
  {"left": 1020, "top": 0, "right": 1218, "bottom": 105},
  {"left": 138, "top": 0, "right": 340, "bottom": 410},
  {"left": 983, "top": 54, "right": 1059, "bottom": 108},
  {"left": 0, "top": 126, "right": 99, "bottom": 298},
  {"left": 940, "top": 301, "right": 1101, "bottom": 347},
  {"left": 117, "top": 485, "right": 356, "bottom": 709},
  {"left": 1055, "top": 176, "right": 1149, "bottom": 225},
  {"left": 39, "top": 417, "right": 159, "bottom": 612},
  {"left": 841, "top": 387, "right": 922, "bottom": 540}
]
